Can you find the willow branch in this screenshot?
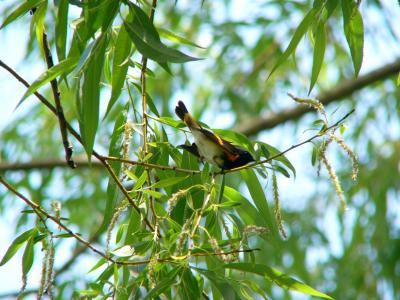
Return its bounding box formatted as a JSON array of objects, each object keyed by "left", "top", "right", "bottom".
[
  {"left": 42, "top": 32, "right": 75, "bottom": 168},
  {"left": 103, "top": 155, "right": 201, "bottom": 174},
  {"left": 0, "top": 59, "right": 155, "bottom": 234},
  {"left": 220, "top": 109, "right": 355, "bottom": 175},
  {"left": 235, "top": 58, "right": 400, "bottom": 135}
]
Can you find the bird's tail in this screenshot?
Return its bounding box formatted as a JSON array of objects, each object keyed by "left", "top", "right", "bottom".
[{"left": 175, "top": 101, "right": 201, "bottom": 130}]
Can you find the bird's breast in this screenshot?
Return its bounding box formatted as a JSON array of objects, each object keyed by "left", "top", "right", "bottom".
[{"left": 191, "top": 129, "right": 225, "bottom": 167}]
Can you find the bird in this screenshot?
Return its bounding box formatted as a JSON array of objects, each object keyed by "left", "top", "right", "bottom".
[{"left": 175, "top": 101, "right": 254, "bottom": 170}]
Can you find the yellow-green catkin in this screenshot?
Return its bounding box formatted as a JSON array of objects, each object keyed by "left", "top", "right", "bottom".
[
  {"left": 273, "top": 172, "right": 287, "bottom": 239},
  {"left": 330, "top": 133, "right": 359, "bottom": 181},
  {"left": 320, "top": 146, "right": 347, "bottom": 210}
]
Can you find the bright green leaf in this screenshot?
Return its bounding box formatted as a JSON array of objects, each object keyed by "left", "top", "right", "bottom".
[
  {"left": 152, "top": 176, "right": 188, "bottom": 189},
  {"left": 268, "top": 8, "right": 317, "bottom": 79},
  {"left": 17, "top": 57, "right": 79, "bottom": 108},
  {"left": 143, "top": 267, "right": 181, "bottom": 300},
  {"left": 106, "top": 25, "right": 132, "bottom": 117},
  {"left": 158, "top": 28, "right": 206, "bottom": 49},
  {"left": 0, "top": 228, "right": 36, "bottom": 266},
  {"left": 241, "top": 169, "right": 279, "bottom": 241},
  {"left": 342, "top": 1, "right": 364, "bottom": 76},
  {"left": 258, "top": 142, "right": 296, "bottom": 177},
  {"left": 124, "top": 3, "right": 201, "bottom": 63},
  {"left": 22, "top": 238, "right": 35, "bottom": 275},
  {"left": 88, "top": 258, "right": 107, "bottom": 273},
  {"left": 0, "top": 0, "right": 44, "bottom": 29},
  {"left": 55, "top": 0, "right": 68, "bottom": 62},
  {"left": 309, "top": 21, "right": 326, "bottom": 94},
  {"left": 223, "top": 263, "right": 334, "bottom": 299},
  {"left": 76, "top": 33, "right": 108, "bottom": 159},
  {"left": 142, "top": 189, "right": 164, "bottom": 199}
]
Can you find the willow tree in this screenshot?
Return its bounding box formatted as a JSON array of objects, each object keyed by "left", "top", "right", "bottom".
[{"left": 0, "top": 1, "right": 398, "bottom": 299}]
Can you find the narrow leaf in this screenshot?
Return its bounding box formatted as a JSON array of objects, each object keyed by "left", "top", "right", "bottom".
[
  {"left": 223, "top": 263, "right": 334, "bottom": 299},
  {"left": 158, "top": 28, "right": 206, "bottom": 49},
  {"left": 342, "top": 1, "right": 364, "bottom": 75},
  {"left": 241, "top": 169, "right": 279, "bottom": 241},
  {"left": 77, "top": 33, "right": 108, "bottom": 159},
  {"left": 22, "top": 238, "right": 35, "bottom": 275},
  {"left": 55, "top": 0, "right": 69, "bottom": 62},
  {"left": 309, "top": 21, "right": 326, "bottom": 94},
  {"left": 106, "top": 25, "right": 132, "bottom": 117},
  {"left": 17, "top": 57, "right": 78, "bottom": 108},
  {"left": 124, "top": 3, "right": 201, "bottom": 63},
  {"left": 0, "top": 229, "right": 36, "bottom": 266},
  {"left": 143, "top": 267, "right": 181, "bottom": 300},
  {"left": 258, "top": 142, "right": 296, "bottom": 177},
  {"left": 152, "top": 176, "right": 188, "bottom": 189},
  {"left": 0, "top": 0, "right": 44, "bottom": 29},
  {"left": 268, "top": 8, "right": 316, "bottom": 79}
]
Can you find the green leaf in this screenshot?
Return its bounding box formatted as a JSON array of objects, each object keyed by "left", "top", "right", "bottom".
[
  {"left": 76, "top": 33, "right": 108, "bottom": 159},
  {"left": 152, "top": 176, "right": 188, "bottom": 189},
  {"left": 241, "top": 169, "right": 279, "bottom": 241},
  {"left": 116, "top": 223, "right": 128, "bottom": 245},
  {"left": 17, "top": 57, "right": 79, "bottom": 108},
  {"left": 258, "top": 142, "right": 296, "bottom": 177},
  {"left": 0, "top": 228, "right": 36, "bottom": 266},
  {"left": 22, "top": 237, "right": 35, "bottom": 275},
  {"left": 153, "top": 116, "right": 185, "bottom": 128},
  {"left": 311, "top": 144, "right": 318, "bottom": 166},
  {"left": 55, "top": 0, "right": 69, "bottom": 62},
  {"left": 132, "top": 171, "right": 148, "bottom": 190},
  {"left": 142, "top": 189, "right": 164, "bottom": 199},
  {"left": 342, "top": 1, "right": 364, "bottom": 76},
  {"left": 158, "top": 28, "right": 206, "bottom": 49},
  {"left": 268, "top": 8, "right": 317, "bottom": 79},
  {"left": 0, "top": 0, "right": 44, "bottom": 29},
  {"left": 195, "top": 267, "right": 241, "bottom": 299},
  {"left": 32, "top": 1, "right": 47, "bottom": 58},
  {"left": 106, "top": 25, "right": 133, "bottom": 117},
  {"left": 143, "top": 267, "right": 181, "bottom": 299},
  {"left": 309, "top": 21, "right": 326, "bottom": 95},
  {"left": 223, "top": 187, "right": 265, "bottom": 230},
  {"left": 124, "top": 3, "right": 201, "bottom": 63},
  {"left": 223, "top": 263, "right": 334, "bottom": 299},
  {"left": 180, "top": 267, "right": 201, "bottom": 299},
  {"left": 273, "top": 165, "right": 291, "bottom": 178},
  {"left": 88, "top": 258, "right": 107, "bottom": 273}
]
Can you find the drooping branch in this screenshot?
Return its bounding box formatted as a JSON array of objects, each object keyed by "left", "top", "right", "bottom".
[{"left": 235, "top": 58, "right": 400, "bottom": 136}]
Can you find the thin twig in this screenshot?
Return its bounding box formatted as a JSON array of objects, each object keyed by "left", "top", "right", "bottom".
[
  {"left": 219, "top": 109, "right": 355, "bottom": 175},
  {"left": 42, "top": 32, "right": 75, "bottom": 168},
  {"left": 102, "top": 155, "right": 201, "bottom": 174}
]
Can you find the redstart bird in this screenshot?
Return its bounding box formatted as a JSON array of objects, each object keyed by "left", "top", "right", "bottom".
[{"left": 175, "top": 101, "right": 254, "bottom": 170}]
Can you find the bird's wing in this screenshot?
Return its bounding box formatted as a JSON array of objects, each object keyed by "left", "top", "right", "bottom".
[{"left": 199, "top": 128, "right": 240, "bottom": 161}]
